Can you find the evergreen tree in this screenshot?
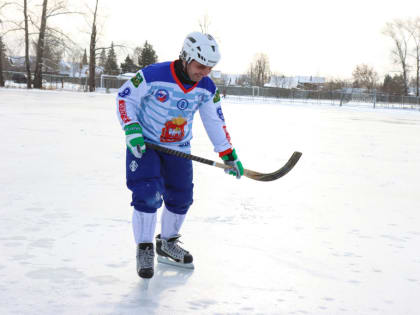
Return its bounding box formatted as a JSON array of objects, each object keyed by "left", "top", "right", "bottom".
[
  {"left": 381, "top": 74, "right": 406, "bottom": 95},
  {"left": 138, "top": 41, "right": 158, "bottom": 69},
  {"left": 98, "top": 48, "right": 106, "bottom": 68},
  {"left": 82, "top": 49, "right": 88, "bottom": 65},
  {"left": 104, "top": 42, "right": 119, "bottom": 75},
  {"left": 120, "top": 54, "right": 138, "bottom": 73}
]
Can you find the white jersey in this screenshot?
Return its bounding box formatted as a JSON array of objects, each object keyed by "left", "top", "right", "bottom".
[{"left": 116, "top": 61, "right": 232, "bottom": 154}]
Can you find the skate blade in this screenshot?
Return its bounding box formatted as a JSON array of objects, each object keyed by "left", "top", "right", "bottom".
[{"left": 157, "top": 256, "right": 195, "bottom": 269}]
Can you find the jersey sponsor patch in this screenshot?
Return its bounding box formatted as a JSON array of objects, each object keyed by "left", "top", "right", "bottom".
[
  {"left": 118, "top": 87, "right": 131, "bottom": 98},
  {"left": 119, "top": 100, "right": 131, "bottom": 123},
  {"left": 213, "top": 90, "right": 221, "bottom": 103},
  {"left": 216, "top": 107, "right": 224, "bottom": 121},
  {"left": 131, "top": 73, "right": 144, "bottom": 88},
  {"left": 155, "top": 89, "right": 169, "bottom": 102},
  {"left": 177, "top": 99, "right": 189, "bottom": 110}
]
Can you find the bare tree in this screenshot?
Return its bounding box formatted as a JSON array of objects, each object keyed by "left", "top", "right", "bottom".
[
  {"left": 87, "top": 0, "right": 98, "bottom": 92},
  {"left": 33, "top": 0, "right": 48, "bottom": 88},
  {"left": 404, "top": 17, "right": 420, "bottom": 96},
  {"left": 23, "top": 0, "right": 31, "bottom": 88},
  {"left": 39, "top": 32, "right": 64, "bottom": 72},
  {"left": 0, "top": 0, "right": 36, "bottom": 88},
  {"left": 352, "top": 64, "right": 378, "bottom": 91},
  {"left": 67, "top": 46, "right": 82, "bottom": 77},
  {"left": 32, "top": 0, "right": 81, "bottom": 88},
  {"left": 85, "top": 0, "right": 126, "bottom": 91},
  {"left": 247, "top": 53, "right": 270, "bottom": 87},
  {"left": 383, "top": 20, "right": 410, "bottom": 95},
  {"left": 0, "top": 35, "right": 5, "bottom": 86},
  {"left": 198, "top": 13, "right": 211, "bottom": 33},
  {"left": 132, "top": 46, "right": 141, "bottom": 67},
  {"left": 322, "top": 78, "right": 350, "bottom": 92},
  {"left": 0, "top": 1, "right": 13, "bottom": 87},
  {"left": 0, "top": 2, "right": 13, "bottom": 16}
]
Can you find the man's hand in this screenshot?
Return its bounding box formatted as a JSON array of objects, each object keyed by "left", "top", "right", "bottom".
[
  {"left": 124, "top": 123, "right": 146, "bottom": 159},
  {"left": 220, "top": 148, "right": 244, "bottom": 179}
]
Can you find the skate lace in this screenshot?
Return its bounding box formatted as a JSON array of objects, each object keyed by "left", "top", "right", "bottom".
[
  {"left": 139, "top": 248, "right": 154, "bottom": 268},
  {"left": 164, "top": 239, "right": 188, "bottom": 260}
]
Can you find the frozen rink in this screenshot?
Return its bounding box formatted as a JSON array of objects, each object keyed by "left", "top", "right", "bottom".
[{"left": 1, "top": 88, "right": 420, "bottom": 314}]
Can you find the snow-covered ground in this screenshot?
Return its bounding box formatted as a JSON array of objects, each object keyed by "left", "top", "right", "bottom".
[{"left": 1, "top": 88, "right": 420, "bottom": 315}]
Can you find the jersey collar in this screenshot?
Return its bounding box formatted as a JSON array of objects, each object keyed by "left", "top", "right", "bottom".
[{"left": 170, "top": 61, "right": 199, "bottom": 93}]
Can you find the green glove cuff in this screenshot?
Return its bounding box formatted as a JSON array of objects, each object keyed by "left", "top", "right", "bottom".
[{"left": 124, "top": 123, "right": 143, "bottom": 135}]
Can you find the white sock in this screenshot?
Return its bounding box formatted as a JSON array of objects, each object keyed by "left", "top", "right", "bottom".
[
  {"left": 132, "top": 210, "right": 157, "bottom": 244},
  {"left": 161, "top": 206, "right": 186, "bottom": 240}
]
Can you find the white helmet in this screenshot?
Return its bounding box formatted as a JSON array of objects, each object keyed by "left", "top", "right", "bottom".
[{"left": 180, "top": 32, "right": 221, "bottom": 67}]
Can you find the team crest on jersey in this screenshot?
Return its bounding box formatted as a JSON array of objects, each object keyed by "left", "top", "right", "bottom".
[
  {"left": 177, "top": 99, "right": 189, "bottom": 110},
  {"left": 155, "top": 89, "right": 169, "bottom": 102},
  {"left": 216, "top": 106, "right": 225, "bottom": 121},
  {"left": 160, "top": 116, "right": 187, "bottom": 143},
  {"left": 213, "top": 90, "right": 221, "bottom": 103},
  {"left": 131, "top": 73, "right": 143, "bottom": 88}
]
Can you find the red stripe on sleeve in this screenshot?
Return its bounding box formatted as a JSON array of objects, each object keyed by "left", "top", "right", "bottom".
[{"left": 118, "top": 100, "right": 131, "bottom": 124}]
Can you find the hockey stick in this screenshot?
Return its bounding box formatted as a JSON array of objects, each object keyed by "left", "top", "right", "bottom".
[{"left": 145, "top": 142, "right": 302, "bottom": 182}]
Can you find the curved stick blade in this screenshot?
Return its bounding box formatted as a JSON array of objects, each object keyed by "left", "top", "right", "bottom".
[
  {"left": 244, "top": 152, "right": 302, "bottom": 182},
  {"left": 145, "top": 142, "right": 302, "bottom": 182}
]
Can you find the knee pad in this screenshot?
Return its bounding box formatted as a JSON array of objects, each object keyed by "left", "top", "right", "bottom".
[
  {"left": 164, "top": 183, "right": 193, "bottom": 215},
  {"left": 129, "top": 180, "right": 163, "bottom": 213}
]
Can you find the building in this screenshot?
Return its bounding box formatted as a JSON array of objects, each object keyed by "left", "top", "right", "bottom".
[{"left": 266, "top": 75, "right": 325, "bottom": 89}]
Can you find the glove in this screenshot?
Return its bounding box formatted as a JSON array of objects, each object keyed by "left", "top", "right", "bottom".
[
  {"left": 124, "top": 123, "right": 146, "bottom": 159},
  {"left": 220, "top": 148, "right": 244, "bottom": 179}
]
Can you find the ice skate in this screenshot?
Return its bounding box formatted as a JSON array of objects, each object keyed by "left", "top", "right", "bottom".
[
  {"left": 155, "top": 234, "right": 194, "bottom": 269},
  {"left": 136, "top": 243, "right": 155, "bottom": 278}
]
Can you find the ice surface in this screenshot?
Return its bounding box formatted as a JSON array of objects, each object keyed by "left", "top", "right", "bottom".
[{"left": 1, "top": 88, "right": 420, "bottom": 314}]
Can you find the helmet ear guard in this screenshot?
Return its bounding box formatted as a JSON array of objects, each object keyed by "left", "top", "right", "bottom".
[{"left": 180, "top": 32, "right": 221, "bottom": 67}]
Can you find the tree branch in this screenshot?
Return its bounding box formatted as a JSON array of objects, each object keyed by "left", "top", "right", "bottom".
[{"left": 47, "top": 11, "right": 84, "bottom": 18}]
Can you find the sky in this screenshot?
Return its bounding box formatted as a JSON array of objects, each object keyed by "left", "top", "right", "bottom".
[
  {"left": 94, "top": 0, "right": 420, "bottom": 79},
  {"left": 5, "top": 0, "right": 420, "bottom": 79}
]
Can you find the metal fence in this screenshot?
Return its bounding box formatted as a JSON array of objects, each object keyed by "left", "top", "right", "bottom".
[
  {"left": 2, "top": 71, "right": 420, "bottom": 110},
  {"left": 1, "top": 71, "right": 126, "bottom": 92},
  {"left": 218, "top": 85, "right": 420, "bottom": 110}
]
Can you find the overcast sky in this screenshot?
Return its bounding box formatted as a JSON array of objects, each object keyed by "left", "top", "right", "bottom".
[{"left": 8, "top": 0, "right": 420, "bottom": 79}]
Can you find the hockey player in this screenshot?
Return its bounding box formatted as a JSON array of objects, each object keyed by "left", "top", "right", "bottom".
[{"left": 116, "top": 32, "right": 244, "bottom": 279}]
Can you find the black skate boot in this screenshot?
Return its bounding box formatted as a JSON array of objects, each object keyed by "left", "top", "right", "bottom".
[
  {"left": 155, "top": 234, "right": 194, "bottom": 269},
  {"left": 136, "top": 243, "right": 155, "bottom": 278}
]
